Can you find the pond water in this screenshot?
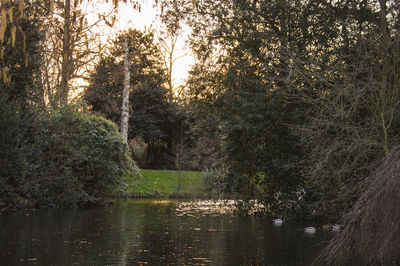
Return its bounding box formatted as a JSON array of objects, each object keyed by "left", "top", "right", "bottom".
[{"left": 0, "top": 199, "right": 331, "bottom": 265}]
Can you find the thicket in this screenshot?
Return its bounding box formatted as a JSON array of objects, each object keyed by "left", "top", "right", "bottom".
[
  {"left": 315, "top": 147, "right": 400, "bottom": 265},
  {"left": 0, "top": 99, "right": 137, "bottom": 209}
]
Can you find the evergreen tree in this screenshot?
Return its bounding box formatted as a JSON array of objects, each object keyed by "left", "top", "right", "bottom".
[{"left": 85, "top": 29, "right": 180, "bottom": 168}]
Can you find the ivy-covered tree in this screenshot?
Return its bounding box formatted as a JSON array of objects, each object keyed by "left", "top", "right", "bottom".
[{"left": 0, "top": 0, "right": 44, "bottom": 105}]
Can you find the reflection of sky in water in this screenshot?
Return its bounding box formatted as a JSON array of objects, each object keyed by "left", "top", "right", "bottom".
[
  {"left": 175, "top": 200, "right": 238, "bottom": 215},
  {"left": 0, "top": 199, "right": 330, "bottom": 265}
]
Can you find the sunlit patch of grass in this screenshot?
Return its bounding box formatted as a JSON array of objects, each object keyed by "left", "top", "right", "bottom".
[{"left": 126, "top": 169, "right": 204, "bottom": 196}]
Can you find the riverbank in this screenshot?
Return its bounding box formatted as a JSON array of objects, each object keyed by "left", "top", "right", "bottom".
[{"left": 127, "top": 169, "right": 206, "bottom": 198}]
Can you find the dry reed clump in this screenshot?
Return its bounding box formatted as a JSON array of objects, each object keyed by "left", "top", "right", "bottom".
[
  {"left": 314, "top": 147, "right": 400, "bottom": 265},
  {"left": 129, "top": 135, "right": 148, "bottom": 165}
]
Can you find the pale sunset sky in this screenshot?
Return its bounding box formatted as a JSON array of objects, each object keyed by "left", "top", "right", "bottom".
[{"left": 82, "top": 0, "right": 193, "bottom": 90}]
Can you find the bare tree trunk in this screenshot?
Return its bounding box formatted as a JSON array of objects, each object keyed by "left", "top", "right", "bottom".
[
  {"left": 60, "top": 0, "right": 71, "bottom": 105},
  {"left": 121, "top": 37, "right": 130, "bottom": 143},
  {"left": 167, "top": 45, "right": 174, "bottom": 102},
  {"left": 158, "top": 28, "right": 183, "bottom": 103},
  {"left": 177, "top": 142, "right": 183, "bottom": 192},
  {"left": 175, "top": 128, "right": 186, "bottom": 192}
]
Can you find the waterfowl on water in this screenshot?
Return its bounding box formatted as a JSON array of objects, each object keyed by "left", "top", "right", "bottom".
[
  {"left": 272, "top": 218, "right": 283, "bottom": 226},
  {"left": 305, "top": 226, "right": 316, "bottom": 233},
  {"left": 332, "top": 224, "right": 341, "bottom": 232}
]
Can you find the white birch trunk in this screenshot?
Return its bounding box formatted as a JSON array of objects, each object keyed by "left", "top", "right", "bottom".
[{"left": 121, "top": 38, "right": 130, "bottom": 143}]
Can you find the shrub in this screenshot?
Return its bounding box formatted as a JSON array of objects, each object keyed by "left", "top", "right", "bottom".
[{"left": 0, "top": 102, "right": 138, "bottom": 208}]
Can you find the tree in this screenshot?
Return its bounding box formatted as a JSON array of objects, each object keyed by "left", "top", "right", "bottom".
[
  {"left": 0, "top": 0, "right": 44, "bottom": 105},
  {"left": 60, "top": 0, "right": 72, "bottom": 105},
  {"left": 1, "top": 0, "right": 145, "bottom": 103},
  {"left": 160, "top": 0, "right": 314, "bottom": 212},
  {"left": 40, "top": 0, "right": 116, "bottom": 107},
  {"left": 160, "top": 0, "right": 400, "bottom": 219},
  {"left": 289, "top": 0, "right": 400, "bottom": 220},
  {"left": 121, "top": 37, "right": 130, "bottom": 143},
  {"left": 157, "top": 23, "right": 188, "bottom": 102},
  {"left": 84, "top": 29, "right": 180, "bottom": 168}
]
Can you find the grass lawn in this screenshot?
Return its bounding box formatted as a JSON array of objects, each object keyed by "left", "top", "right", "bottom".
[{"left": 127, "top": 169, "right": 204, "bottom": 196}]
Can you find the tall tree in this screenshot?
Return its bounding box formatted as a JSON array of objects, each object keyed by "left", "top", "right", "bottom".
[
  {"left": 41, "top": 0, "right": 115, "bottom": 106},
  {"left": 289, "top": 0, "right": 400, "bottom": 219},
  {"left": 161, "top": 0, "right": 315, "bottom": 205},
  {"left": 157, "top": 24, "right": 188, "bottom": 102},
  {"left": 121, "top": 37, "right": 130, "bottom": 142},
  {"left": 60, "top": 0, "right": 71, "bottom": 105},
  {"left": 85, "top": 29, "right": 180, "bottom": 168}
]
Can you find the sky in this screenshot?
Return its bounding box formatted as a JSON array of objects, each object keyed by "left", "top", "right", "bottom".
[{"left": 82, "top": 0, "right": 194, "bottom": 89}]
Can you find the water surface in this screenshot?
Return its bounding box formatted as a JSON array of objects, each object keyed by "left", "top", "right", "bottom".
[{"left": 0, "top": 199, "right": 330, "bottom": 265}]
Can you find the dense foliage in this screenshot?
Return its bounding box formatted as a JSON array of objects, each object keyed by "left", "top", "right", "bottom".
[
  {"left": 0, "top": 100, "right": 136, "bottom": 208},
  {"left": 161, "top": 0, "right": 320, "bottom": 218},
  {"left": 161, "top": 0, "right": 400, "bottom": 220}
]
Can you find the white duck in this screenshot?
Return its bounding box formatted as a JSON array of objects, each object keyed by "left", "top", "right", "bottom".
[
  {"left": 332, "top": 224, "right": 341, "bottom": 232},
  {"left": 305, "top": 226, "right": 316, "bottom": 234},
  {"left": 272, "top": 218, "right": 283, "bottom": 226}
]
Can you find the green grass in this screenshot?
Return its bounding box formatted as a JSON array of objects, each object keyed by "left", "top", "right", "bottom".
[{"left": 127, "top": 169, "right": 204, "bottom": 196}]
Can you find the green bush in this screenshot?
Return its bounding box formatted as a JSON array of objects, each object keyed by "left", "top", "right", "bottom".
[{"left": 0, "top": 101, "right": 137, "bottom": 208}]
